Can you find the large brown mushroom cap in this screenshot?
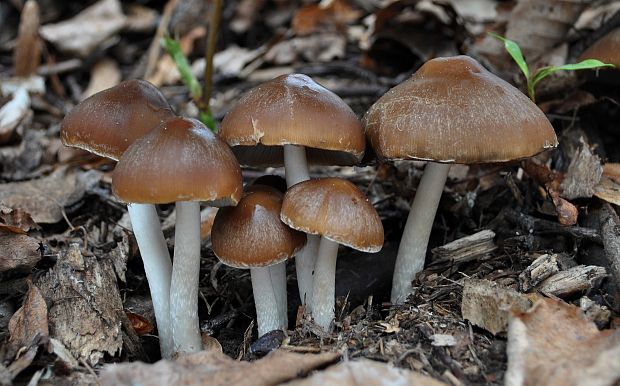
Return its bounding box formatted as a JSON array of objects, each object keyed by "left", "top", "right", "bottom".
[
  {"left": 219, "top": 73, "right": 365, "bottom": 166},
  {"left": 60, "top": 79, "right": 176, "bottom": 160},
  {"left": 363, "top": 55, "right": 558, "bottom": 164},
  {"left": 112, "top": 117, "right": 242, "bottom": 205},
  {"left": 280, "top": 178, "right": 384, "bottom": 253},
  {"left": 211, "top": 185, "right": 307, "bottom": 268},
  {"left": 578, "top": 27, "right": 620, "bottom": 67}
]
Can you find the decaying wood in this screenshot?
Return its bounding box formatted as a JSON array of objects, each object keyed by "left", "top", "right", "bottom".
[
  {"left": 36, "top": 243, "right": 124, "bottom": 365},
  {"left": 0, "top": 232, "right": 40, "bottom": 273},
  {"left": 503, "top": 209, "right": 601, "bottom": 243},
  {"left": 538, "top": 265, "right": 607, "bottom": 298},
  {"left": 560, "top": 140, "right": 603, "bottom": 200},
  {"left": 598, "top": 203, "right": 620, "bottom": 301},
  {"left": 461, "top": 279, "right": 532, "bottom": 335},
  {"left": 518, "top": 254, "right": 560, "bottom": 292},
  {"left": 430, "top": 230, "right": 497, "bottom": 265}
]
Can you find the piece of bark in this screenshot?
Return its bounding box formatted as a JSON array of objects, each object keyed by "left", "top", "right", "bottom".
[
  {"left": 505, "top": 297, "right": 620, "bottom": 386},
  {"left": 0, "top": 232, "right": 40, "bottom": 273},
  {"left": 36, "top": 243, "right": 124, "bottom": 365},
  {"left": 560, "top": 140, "right": 603, "bottom": 200},
  {"left": 461, "top": 279, "right": 532, "bottom": 335},
  {"left": 538, "top": 265, "right": 607, "bottom": 298},
  {"left": 598, "top": 203, "right": 620, "bottom": 300},
  {"left": 14, "top": 0, "right": 41, "bottom": 77},
  {"left": 519, "top": 254, "right": 560, "bottom": 292},
  {"left": 283, "top": 359, "right": 448, "bottom": 386},
  {"left": 100, "top": 350, "right": 340, "bottom": 386},
  {"left": 430, "top": 230, "right": 496, "bottom": 265}
]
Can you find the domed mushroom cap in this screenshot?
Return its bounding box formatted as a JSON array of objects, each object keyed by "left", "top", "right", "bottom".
[
  {"left": 112, "top": 117, "right": 242, "bottom": 205},
  {"left": 219, "top": 73, "right": 365, "bottom": 166},
  {"left": 60, "top": 79, "right": 176, "bottom": 160},
  {"left": 211, "top": 185, "right": 307, "bottom": 268},
  {"left": 363, "top": 55, "right": 558, "bottom": 164},
  {"left": 280, "top": 178, "right": 384, "bottom": 253},
  {"left": 578, "top": 27, "right": 620, "bottom": 67}
]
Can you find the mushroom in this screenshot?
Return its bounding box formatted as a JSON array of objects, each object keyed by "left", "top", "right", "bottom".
[
  {"left": 112, "top": 117, "right": 242, "bottom": 354},
  {"left": 60, "top": 79, "right": 177, "bottom": 358},
  {"left": 363, "top": 55, "right": 558, "bottom": 304},
  {"left": 211, "top": 185, "right": 306, "bottom": 337},
  {"left": 578, "top": 27, "right": 620, "bottom": 67},
  {"left": 219, "top": 74, "right": 365, "bottom": 313},
  {"left": 280, "top": 178, "right": 384, "bottom": 330}
]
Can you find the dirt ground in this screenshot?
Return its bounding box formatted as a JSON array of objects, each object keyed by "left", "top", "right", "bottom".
[{"left": 1, "top": 1, "right": 620, "bottom": 385}]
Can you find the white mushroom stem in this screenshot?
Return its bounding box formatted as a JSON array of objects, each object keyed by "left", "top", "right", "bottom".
[
  {"left": 311, "top": 237, "right": 340, "bottom": 330},
  {"left": 251, "top": 267, "right": 283, "bottom": 337},
  {"left": 283, "top": 144, "right": 319, "bottom": 311},
  {"left": 170, "top": 201, "right": 202, "bottom": 353},
  {"left": 127, "top": 203, "right": 173, "bottom": 358},
  {"left": 391, "top": 162, "right": 451, "bottom": 305},
  {"left": 269, "top": 261, "right": 288, "bottom": 329}
]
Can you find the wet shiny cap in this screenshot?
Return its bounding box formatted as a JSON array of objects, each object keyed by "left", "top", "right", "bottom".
[
  {"left": 219, "top": 73, "right": 365, "bottom": 166},
  {"left": 363, "top": 55, "right": 558, "bottom": 164},
  {"left": 211, "top": 185, "right": 307, "bottom": 268},
  {"left": 60, "top": 79, "right": 176, "bottom": 160},
  {"left": 578, "top": 27, "right": 620, "bottom": 67},
  {"left": 280, "top": 178, "right": 384, "bottom": 252},
  {"left": 112, "top": 117, "right": 242, "bottom": 205}
]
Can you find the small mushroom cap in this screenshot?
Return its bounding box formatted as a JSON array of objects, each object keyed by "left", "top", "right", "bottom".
[
  {"left": 363, "top": 55, "right": 558, "bottom": 164},
  {"left": 211, "top": 185, "right": 307, "bottom": 268},
  {"left": 280, "top": 178, "right": 384, "bottom": 253},
  {"left": 219, "top": 73, "right": 365, "bottom": 166},
  {"left": 112, "top": 117, "right": 242, "bottom": 205},
  {"left": 60, "top": 79, "right": 176, "bottom": 160},
  {"left": 578, "top": 27, "right": 620, "bottom": 67}
]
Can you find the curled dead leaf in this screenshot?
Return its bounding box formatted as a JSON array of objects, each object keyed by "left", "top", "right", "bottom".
[
  {"left": 292, "top": 0, "right": 362, "bottom": 36},
  {"left": 0, "top": 205, "right": 39, "bottom": 234},
  {"left": 126, "top": 312, "right": 154, "bottom": 336},
  {"left": 8, "top": 280, "right": 48, "bottom": 349}
]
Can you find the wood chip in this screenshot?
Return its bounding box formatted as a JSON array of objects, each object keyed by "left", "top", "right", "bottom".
[
  {"left": 36, "top": 243, "right": 124, "bottom": 364},
  {"left": 461, "top": 279, "right": 532, "bottom": 335},
  {"left": 430, "top": 230, "right": 496, "bottom": 265},
  {"left": 538, "top": 265, "right": 607, "bottom": 298},
  {"left": 518, "top": 254, "right": 560, "bottom": 292}
]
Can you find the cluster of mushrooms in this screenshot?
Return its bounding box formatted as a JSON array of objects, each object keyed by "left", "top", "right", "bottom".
[{"left": 60, "top": 55, "right": 558, "bottom": 358}]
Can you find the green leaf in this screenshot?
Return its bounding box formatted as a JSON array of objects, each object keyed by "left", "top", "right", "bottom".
[
  {"left": 199, "top": 110, "right": 217, "bottom": 133},
  {"left": 161, "top": 36, "right": 202, "bottom": 100},
  {"left": 488, "top": 32, "right": 529, "bottom": 80},
  {"left": 531, "top": 59, "right": 615, "bottom": 89}
]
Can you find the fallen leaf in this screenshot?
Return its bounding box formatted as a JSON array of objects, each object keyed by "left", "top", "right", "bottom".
[
  {"left": 0, "top": 87, "right": 30, "bottom": 144},
  {"left": 126, "top": 312, "right": 154, "bottom": 336},
  {"left": 81, "top": 58, "right": 122, "bottom": 100},
  {"left": 8, "top": 281, "right": 48, "bottom": 349},
  {"left": 0, "top": 232, "right": 40, "bottom": 273},
  {"left": 265, "top": 34, "right": 346, "bottom": 65},
  {"left": 594, "top": 163, "right": 620, "bottom": 205},
  {"left": 0, "top": 205, "right": 39, "bottom": 234},
  {"left": 283, "top": 359, "right": 447, "bottom": 386},
  {"left": 100, "top": 350, "right": 340, "bottom": 386},
  {"left": 505, "top": 297, "right": 620, "bottom": 386},
  {"left": 0, "top": 167, "right": 101, "bottom": 223},
  {"left": 292, "top": 0, "right": 362, "bottom": 36},
  {"left": 14, "top": 0, "right": 41, "bottom": 77},
  {"left": 39, "top": 0, "right": 127, "bottom": 57}
]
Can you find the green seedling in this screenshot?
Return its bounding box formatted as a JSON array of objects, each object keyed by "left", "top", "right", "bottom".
[
  {"left": 489, "top": 33, "right": 615, "bottom": 103},
  {"left": 161, "top": 36, "right": 216, "bottom": 131}
]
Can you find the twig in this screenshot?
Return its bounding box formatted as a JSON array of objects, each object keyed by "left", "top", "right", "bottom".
[{"left": 201, "top": 0, "right": 223, "bottom": 114}]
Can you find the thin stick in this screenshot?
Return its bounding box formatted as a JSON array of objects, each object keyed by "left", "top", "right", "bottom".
[{"left": 202, "top": 0, "right": 223, "bottom": 113}]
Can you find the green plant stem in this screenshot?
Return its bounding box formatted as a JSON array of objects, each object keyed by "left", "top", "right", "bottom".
[{"left": 202, "top": 0, "right": 223, "bottom": 117}]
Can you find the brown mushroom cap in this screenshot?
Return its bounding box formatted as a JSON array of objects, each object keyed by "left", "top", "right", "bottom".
[
  {"left": 211, "top": 185, "right": 307, "bottom": 268},
  {"left": 112, "top": 117, "right": 242, "bottom": 205},
  {"left": 219, "top": 73, "right": 365, "bottom": 166},
  {"left": 60, "top": 79, "right": 176, "bottom": 161},
  {"left": 578, "top": 27, "right": 620, "bottom": 67},
  {"left": 363, "top": 55, "right": 558, "bottom": 164},
  {"left": 280, "top": 178, "right": 384, "bottom": 252}
]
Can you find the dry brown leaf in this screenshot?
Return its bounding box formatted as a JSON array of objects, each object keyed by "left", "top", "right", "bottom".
[
  {"left": 283, "top": 359, "right": 447, "bottom": 386},
  {"left": 8, "top": 281, "right": 48, "bottom": 349},
  {"left": 265, "top": 34, "right": 346, "bottom": 65},
  {"left": 594, "top": 163, "right": 620, "bottom": 205},
  {"left": 0, "top": 167, "right": 100, "bottom": 224},
  {"left": 0, "top": 205, "right": 39, "bottom": 234},
  {"left": 505, "top": 297, "right": 620, "bottom": 386},
  {"left": 124, "top": 4, "right": 158, "bottom": 32},
  {"left": 0, "top": 232, "right": 40, "bottom": 273},
  {"left": 81, "top": 58, "right": 122, "bottom": 100},
  {"left": 14, "top": 0, "right": 41, "bottom": 77},
  {"left": 292, "top": 0, "right": 362, "bottom": 36},
  {"left": 36, "top": 244, "right": 124, "bottom": 364},
  {"left": 100, "top": 350, "right": 340, "bottom": 386},
  {"left": 126, "top": 312, "right": 154, "bottom": 336},
  {"left": 39, "top": 0, "right": 127, "bottom": 57}
]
